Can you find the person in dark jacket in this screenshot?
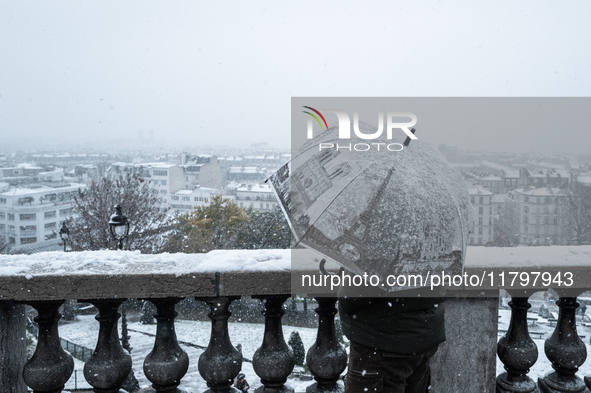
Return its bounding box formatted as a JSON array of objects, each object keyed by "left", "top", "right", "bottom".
[
  {"left": 234, "top": 373, "right": 250, "bottom": 391},
  {"left": 339, "top": 286, "right": 446, "bottom": 393}
]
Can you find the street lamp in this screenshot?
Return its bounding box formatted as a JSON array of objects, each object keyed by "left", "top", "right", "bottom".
[
  {"left": 108, "top": 204, "right": 130, "bottom": 250},
  {"left": 59, "top": 222, "right": 69, "bottom": 252},
  {"left": 58, "top": 222, "right": 75, "bottom": 319},
  {"left": 106, "top": 203, "right": 140, "bottom": 390}
]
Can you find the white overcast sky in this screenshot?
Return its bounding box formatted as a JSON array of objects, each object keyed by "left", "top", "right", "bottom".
[{"left": 1, "top": 1, "right": 590, "bottom": 153}]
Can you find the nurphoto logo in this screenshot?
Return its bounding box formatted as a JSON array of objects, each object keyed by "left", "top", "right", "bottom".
[{"left": 302, "top": 106, "right": 417, "bottom": 151}]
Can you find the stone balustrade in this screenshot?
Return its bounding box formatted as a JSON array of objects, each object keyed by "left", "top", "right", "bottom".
[{"left": 0, "top": 247, "right": 590, "bottom": 392}]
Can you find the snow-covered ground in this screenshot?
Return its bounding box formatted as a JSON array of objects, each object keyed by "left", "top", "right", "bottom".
[
  {"left": 55, "top": 297, "right": 591, "bottom": 392},
  {"left": 59, "top": 315, "right": 320, "bottom": 392},
  {"left": 497, "top": 295, "right": 591, "bottom": 381}
]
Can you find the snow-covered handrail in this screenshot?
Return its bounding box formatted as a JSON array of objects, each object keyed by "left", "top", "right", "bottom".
[
  {"left": 0, "top": 249, "right": 291, "bottom": 301},
  {"left": 2, "top": 247, "right": 591, "bottom": 392},
  {"left": 2, "top": 246, "right": 591, "bottom": 302}
]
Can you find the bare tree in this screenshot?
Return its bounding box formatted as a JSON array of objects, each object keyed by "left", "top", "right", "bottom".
[
  {"left": 64, "top": 173, "right": 170, "bottom": 391},
  {"left": 0, "top": 237, "right": 11, "bottom": 254},
  {"left": 66, "top": 173, "right": 172, "bottom": 253}
]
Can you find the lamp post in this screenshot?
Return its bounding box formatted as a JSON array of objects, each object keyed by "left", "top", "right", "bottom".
[
  {"left": 58, "top": 222, "right": 76, "bottom": 320},
  {"left": 59, "top": 222, "right": 69, "bottom": 252},
  {"left": 108, "top": 205, "right": 131, "bottom": 349},
  {"left": 108, "top": 204, "right": 129, "bottom": 250},
  {"left": 107, "top": 204, "right": 139, "bottom": 391}
]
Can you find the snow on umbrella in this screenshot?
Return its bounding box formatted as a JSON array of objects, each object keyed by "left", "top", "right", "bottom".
[{"left": 269, "top": 121, "right": 472, "bottom": 291}]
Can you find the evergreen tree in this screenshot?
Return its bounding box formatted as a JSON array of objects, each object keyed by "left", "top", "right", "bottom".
[
  {"left": 140, "top": 300, "right": 155, "bottom": 325},
  {"left": 26, "top": 331, "right": 37, "bottom": 360},
  {"left": 164, "top": 195, "right": 249, "bottom": 253},
  {"left": 241, "top": 206, "right": 291, "bottom": 249},
  {"left": 165, "top": 199, "right": 291, "bottom": 253},
  {"left": 61, "top": 300, "right": 77, "bottom": 321},
  {"left": 335, "top": 316, "right": 344, "bottom": 344},
  {"left": 288, "top": 330, "right": 306, "bottom": 366}
]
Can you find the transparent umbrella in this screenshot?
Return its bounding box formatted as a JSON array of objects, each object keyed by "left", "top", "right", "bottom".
[{"left": 269, "top": 122, "right": 472, "bottom": 291}]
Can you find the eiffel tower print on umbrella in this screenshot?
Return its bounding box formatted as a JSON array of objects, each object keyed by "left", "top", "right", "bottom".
[{"left": 269, "top": 121, "right": 472, "bottom": 292}]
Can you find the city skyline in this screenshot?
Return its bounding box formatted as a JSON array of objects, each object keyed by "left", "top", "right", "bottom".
[{"left": 2, "top": 2, "right": 591, "bottom": 154}]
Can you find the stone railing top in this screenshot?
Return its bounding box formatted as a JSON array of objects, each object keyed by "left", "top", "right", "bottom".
[
  {"left": 465, "top": 245, "right": 591, "bottom": 268},
  {"left": 463, "top": 246, "right": 591, "bottom": 294},
  {"left": 0, "top": 249, "right": 290, "bottom": 277},
  {"left": 0, "top": 249, "right": 292, "bottom": 301},
  {"left": 1, "top": 246, "right": 590, "bottom": 301}
]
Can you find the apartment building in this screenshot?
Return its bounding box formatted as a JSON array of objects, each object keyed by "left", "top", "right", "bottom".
[
  {"left": 0, "top": 175, "right": 86, "bottom": 246},
  {"left": 509, "top": 187, "right": 569, "bottom": 246},
  {"left": 469, "top": 186, "right": 494, "bottom": 245},
  {"left": 233, "top": 183, "right": 278, "bottom": 211},
  {"left": 169, "top": 187, "right": 230, "bottom": 215},
  {"left": 0, "top": 164, "right": 45, "bottom": 178},
  {"left": 181, "top": 156, "right": 223, "bottom": 190},
  {"left": 226, "top": 167, "right": 267, "bottom": 182},
  {"left": 107, "top": 163, "right": 184, "bottom": 210}
]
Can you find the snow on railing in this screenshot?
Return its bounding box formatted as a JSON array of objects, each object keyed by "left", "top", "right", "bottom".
[{"left": 1, "top": 247, "right": 591, "bottom": 392}]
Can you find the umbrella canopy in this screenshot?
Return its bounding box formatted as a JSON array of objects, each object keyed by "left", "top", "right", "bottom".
[{"left": 270, "top": 122, "right": 472, "bottom": 290}]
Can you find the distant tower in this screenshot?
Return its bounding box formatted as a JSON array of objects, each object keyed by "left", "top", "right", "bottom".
[{"left": 519, "top": 168, "right": 529, "bottom": 188}]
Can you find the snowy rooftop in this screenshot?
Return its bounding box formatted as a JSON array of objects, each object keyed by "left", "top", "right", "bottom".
[
  {"left": 450, "top": 163, "right": 481, "bottom": 169},
  {"left": 503, "top": 169, "right": 520, "bottom": 178},
  {"left": 110, "top": 162, "right": 177, "bottom": 169},
  {"left": 0, "top": 165, "right": 37, "bottom": 171},
  {"left": 236, "top": 184, "right": 273, "bottom": 193},
  {"left": 514, "top": 187, "right": 566, "bottom": 197},
  {"left": 17, "top": 163, "right": 44, "bottom": 169},
  {"left": 478, "top": 176, "right": 503, "bottom": 181},
  {"left": 228, "top": 167, "right": 264, "bottom": 173},
  {"left": 480, "top": 161, "right": 512, "bottom": 171},
  {"left": 492, "top": 193, "right": 508, "bottom": 203},
  {"left": 0, "top": 182, "right": 84, "bottom": 197},
  {"left": 468, "top": 187, "right": 494, "bottom": 196}
]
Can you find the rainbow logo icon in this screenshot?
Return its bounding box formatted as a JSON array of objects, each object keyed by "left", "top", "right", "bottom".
[{"left": 302, "top": 106, "right": 328, "bottom": 130}]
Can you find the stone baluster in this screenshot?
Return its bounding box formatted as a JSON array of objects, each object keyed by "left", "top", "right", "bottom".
[
  {"left": 305, "top": 297, "right": 347, "bottom": 393},
  {"left": 539, "top": 295, "right": 587, "bottom": 393},
  {"left": 585, "top": 376, "right": 591, "bottom": 391},
  {"left": 142, "top": 298, "right": 189, "bottom": 393},
  {"left": 196, "top": 296, "right": 242, "bottom": 393},
  {"left": 0, "top": 300, "right": 28, "bottom": 393},
  {"left": 23, "top": 301, "right": 74, "bottom": 393},
  {"left": 84, "top": 299, "right": 133, "bottom": 393},
  {"left": 252, "top": 295, "right": 295, "bottom": 393},
  {"left": 496, "top": 292, "right": 538, "bottom": 393}
]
